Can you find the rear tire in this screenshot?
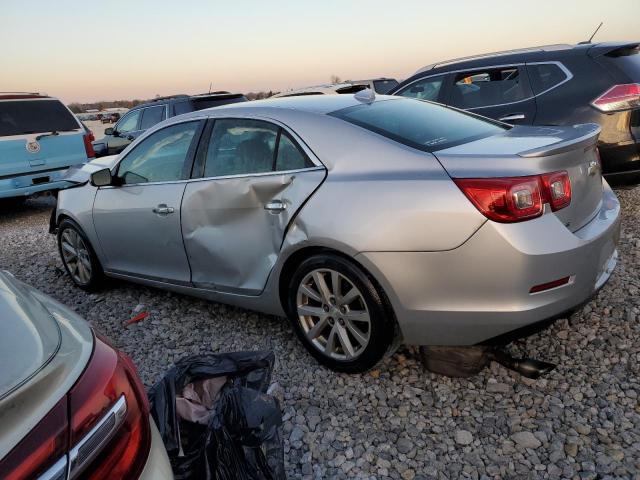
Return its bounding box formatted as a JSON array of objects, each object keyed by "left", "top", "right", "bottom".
[
  {"left": 57, "top": 219, "right": 104, "bottom": 291},
  {"left": 287, "top": 254, "right": 395, "bottom": 373}
]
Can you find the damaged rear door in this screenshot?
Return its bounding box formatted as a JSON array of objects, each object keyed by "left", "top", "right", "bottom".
[{"left": 181, "top": 117, "right": 325, "bottom": 295}]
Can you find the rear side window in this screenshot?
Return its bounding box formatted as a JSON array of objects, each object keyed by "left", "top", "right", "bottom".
[
  {"left": 0, "top": 99, "right": 79, "bottom": 137},
  {"left": 174, "top": 101, "right": 193, "bottom": 116},
  {"left": 527, "top": 63, "right": 569, "bottom": 95},
  {"left": 139, "top": 106, "right": 165, "bottom": 130},
  {"left": 275, "top": 132, "right": 313, "bottom": 171},
  {"left": 205, "top": 119, "right": 278, "bottom": 177},
  {"left": 450, "top": 67, "right": 527, "bottom": 109},
  {"left": 396, "top": 75, "right": 446, "bottom": 101},
  {"left": 330, "top": 98, "right": 505, "bottom": 152},
  {"left": 373, "top": 79, "right": 399, "bottom": 94}
]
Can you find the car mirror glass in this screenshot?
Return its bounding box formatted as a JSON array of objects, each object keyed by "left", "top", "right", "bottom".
[
  {"left": 104, "top": 127, "right": 114, "bottom": 136},
  {"left": 90, "top": 168, "right": 113, "bottom": 187}
]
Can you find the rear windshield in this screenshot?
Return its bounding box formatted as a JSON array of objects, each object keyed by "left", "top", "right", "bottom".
[
  {"left": 191, "top": 95, "right": 247, "bottom": 111},
  {"left": 329, "top": 98, "right": 505, "bottom": 152},
  {"left": 605, "top": 44, "right": 640, "bottom": 80},
  {"left": 0, "top": 99, "right": 79, "bottom": 137}
]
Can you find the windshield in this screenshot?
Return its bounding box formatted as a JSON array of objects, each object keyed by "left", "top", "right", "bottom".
[
  {"left": 0, "top": 99, "right": 80, "bottom": 137},
  {"left": 329, "top": 98, "right": 505, "bottom": 152}
]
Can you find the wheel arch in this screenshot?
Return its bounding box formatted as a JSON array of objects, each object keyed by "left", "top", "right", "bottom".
[{"left": 277, "top": 245, "right": 399, "bottom": 332}]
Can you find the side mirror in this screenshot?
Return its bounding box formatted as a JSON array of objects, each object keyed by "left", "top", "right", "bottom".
[
  {"left": 104, "top": 127, "right": 114, "bottom": 136},
  {"left": 90, "top": 168, "right": 113, "bottom": 187}
]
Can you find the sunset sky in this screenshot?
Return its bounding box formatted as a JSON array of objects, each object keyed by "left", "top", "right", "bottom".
[{"left": 1, "top": 0, "right": 638, "bottom": 103}]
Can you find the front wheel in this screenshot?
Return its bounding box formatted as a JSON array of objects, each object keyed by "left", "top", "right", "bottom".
[
  {"left": 57, "top": 219, "right": 104, "bottom": 291},
  {"left": 287, "top": 254, "right": 395, "bottom": 373}
]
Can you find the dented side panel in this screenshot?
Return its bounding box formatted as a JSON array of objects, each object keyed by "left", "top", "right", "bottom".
[{"left": 181, "top": 168, "right": 325, "bottom": 294}]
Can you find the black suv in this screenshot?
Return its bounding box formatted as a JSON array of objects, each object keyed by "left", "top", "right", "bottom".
[
  {"left": 92, "top": 92, "right": 247, "bottom": 156},
  {"left": 391, "top": 42, "right": 640, "bottom": 180}
]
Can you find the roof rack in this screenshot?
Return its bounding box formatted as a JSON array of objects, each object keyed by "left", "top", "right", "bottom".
[{"left": 414, "top": 44, "right": 574, "bottom": 74}]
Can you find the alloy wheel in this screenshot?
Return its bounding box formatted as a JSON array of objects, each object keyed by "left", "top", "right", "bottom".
[
  {"left": 296, "top": 268, "right": 371, "bottom": 360},
  {"left": 60, "top": 228, "right": 92, "bottom": 285}
]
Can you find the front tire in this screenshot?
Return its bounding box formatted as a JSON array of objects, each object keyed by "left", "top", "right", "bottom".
[
  {"left": 57, "top": 219, "right": 104, "bottom": 291},
  {"left": 287, "top": 254, "right": 395, "bottom": 373}
]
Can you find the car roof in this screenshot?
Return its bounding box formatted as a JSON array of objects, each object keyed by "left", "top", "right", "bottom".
[
  {"left": 191, "top": 93, "right": 401, "bottom": 117},
  {"left": 405, "top": 41, "right": 638, "bottom": 80}
]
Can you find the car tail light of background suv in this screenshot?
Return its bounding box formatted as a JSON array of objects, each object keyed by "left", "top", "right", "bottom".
[
  {"left": 592, "top": 83, "right": 640, "bottom": 112},
  {"left": 83, "top": 131, "right": 96, "bottom": 159},
  {"left": 0, "top": 335, "right": 151, "bottom": 480},
  {"left": 454, "top": 171, "right": 572, "bottom": 223}
]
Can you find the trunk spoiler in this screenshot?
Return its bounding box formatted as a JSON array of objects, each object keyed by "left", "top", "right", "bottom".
[{"left": 518, "top": 124, "right": 600, "bottom": 158}]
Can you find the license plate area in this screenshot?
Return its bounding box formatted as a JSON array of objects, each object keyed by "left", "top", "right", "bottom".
[{"left": 32, "top": 176, "right": 50, "bottom": 185}]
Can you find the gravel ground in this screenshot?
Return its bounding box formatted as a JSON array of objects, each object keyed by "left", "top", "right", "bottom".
[{"left": 1, "top": 189, "right": 639, "bottom": 480}]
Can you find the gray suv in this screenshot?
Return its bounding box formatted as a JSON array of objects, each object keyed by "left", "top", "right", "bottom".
[{"left": 92, "top": 92, "right": 246, "bottom": 157}]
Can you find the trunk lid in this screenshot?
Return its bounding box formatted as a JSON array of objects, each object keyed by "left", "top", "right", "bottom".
[
  {"left": 0, "top": 272, "right": 61, "bottom": 400},
  {"left": 433, "top": 124, "right": 603, "bottom": 232}
]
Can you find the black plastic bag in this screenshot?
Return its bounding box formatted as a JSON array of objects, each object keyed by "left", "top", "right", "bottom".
[{"left": 148, "top": 351, "right": 285, "bottom": 480}]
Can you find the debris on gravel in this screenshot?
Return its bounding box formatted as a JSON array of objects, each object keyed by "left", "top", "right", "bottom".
[{"left": 1, "top": 190, "right": 639, "bottom": 479}]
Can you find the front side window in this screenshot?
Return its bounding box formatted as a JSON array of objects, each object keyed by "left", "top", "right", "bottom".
[
  {"left": 330, "top": 98, "right": 505, "bottom": 152},
  {"left": 116, "top": 110, "right": 141, "bottom": 133},
  {"left": 204, "top": 119, "right": 278, "bottom": 177},
  {"left": 396, "top": 75, "right": 445, "bottom": 102},
  {"left": 450, "top": 67, "right": 527, "bottom": 109},
  {"left": 139, "top": 105, "right": 165, "bottom": 130},
  {"left": 117, "top": 122, "right": 198, "bottom": 184},
  {"left": 527, "top": 63, "right": 568, "bottom": 95}
]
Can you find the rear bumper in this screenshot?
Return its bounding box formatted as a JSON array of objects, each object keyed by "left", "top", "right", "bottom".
[
  {"left": 139, "top": 416, "right": 173, "bottom": 480},
  {"left": 356, "top": 181, "right": 621, "bottom": 345},
  {"left": 0, "top": 168, "right": 73, "bottom": 199},
  {"left": 599, "top": 141, "right": 640, "bottom": 178}
]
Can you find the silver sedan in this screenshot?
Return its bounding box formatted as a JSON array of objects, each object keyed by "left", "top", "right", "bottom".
[{"left": 52, "top": 94, "right": 620, "bottom": 372}]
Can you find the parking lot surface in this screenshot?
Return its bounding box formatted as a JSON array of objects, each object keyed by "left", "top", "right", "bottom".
[{"left": 1, "top": 188, "right": 639, "bottom": 480}]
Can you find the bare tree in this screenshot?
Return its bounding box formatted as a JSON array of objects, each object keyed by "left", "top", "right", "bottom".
[{"left": 330, "top": 75, "right": 342, "bottom": 84}]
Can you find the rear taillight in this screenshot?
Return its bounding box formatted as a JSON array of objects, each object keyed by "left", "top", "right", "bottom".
[
  {"left": 68, "top": 334, "right": 151, "bottom": 479},
  {"left": 83, "top": 133, "right": 96, "bottom": 159},
  {"left": 0, "top": 335, "right": 150, "bottom": 480},
  {"left": 0, "top": 399, "right": 68, "bottom": 480},
  {"left": 592, "top": 83, "right": 640, "bottom": 112},
  {"left": 454, "top": 171, "right": 571, "bottom": 223}
]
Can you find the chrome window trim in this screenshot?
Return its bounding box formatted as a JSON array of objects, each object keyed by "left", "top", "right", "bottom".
[
  {"left": 67, "top": 395, "right": 127, "bottom": 479},
  {"left": 99, "top": 165, "right": 326, "bottom": 189},
  {"left": 108, "top": 114, "right": 325, "bottom": 188},
  {"left": 396, "top": 61, "right": 573, "bottom": 109},
  {"left": 37, "top": 456, "right": 68, "bottom": 480}
]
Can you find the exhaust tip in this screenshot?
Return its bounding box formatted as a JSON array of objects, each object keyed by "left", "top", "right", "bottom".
[{"left": 488, "top": 349, "right": 556, "bottom": 379}]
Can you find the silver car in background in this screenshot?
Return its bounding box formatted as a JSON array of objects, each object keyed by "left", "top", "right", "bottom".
[
  {"left": 0, "top": 271, "right": 172, "bottom": 479},
  {"left": 52, "top": 94, "right": 620, "bottom": 373}
]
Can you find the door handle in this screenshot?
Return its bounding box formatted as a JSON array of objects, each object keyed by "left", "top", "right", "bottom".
[
  {"left": 499, "top": 113, "right": 526, "bottom": 122},
  {"left": 264, "top": 200, "right": 287, "bottom": 214},
  {"left": 152, "top": 204, "right": 175, "bottom": 215}
]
